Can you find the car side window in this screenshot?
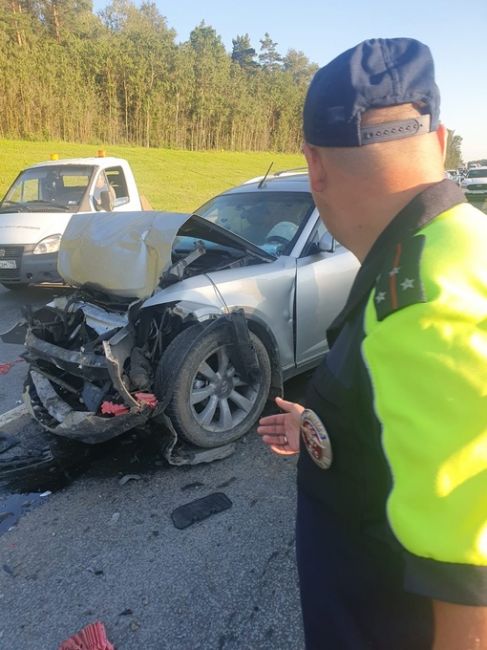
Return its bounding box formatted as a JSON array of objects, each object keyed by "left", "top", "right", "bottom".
[
  {"left": 301, "top": 219, "right": 342, "bottom": 257},
  {"left": 301, "top": 220, "right": 326, "bottom": 257}
]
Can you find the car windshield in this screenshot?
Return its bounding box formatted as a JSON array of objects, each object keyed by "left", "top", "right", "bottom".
[
  {"left": 195, "top": 190, "right": 315, "bottom": 255},
  {"left": 0, "top": 164, "right": 95, "bottom": 212},
  {"left": 467, "top": 169, "right": 487, "bottom": 178}
]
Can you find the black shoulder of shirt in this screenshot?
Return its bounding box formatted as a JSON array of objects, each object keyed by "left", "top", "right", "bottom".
[
  {"left": 404, "top": 552, "right": 487, "bottom": 606},
  {"left": 373, "top": 234, "right": 427, "bottom": 321}
]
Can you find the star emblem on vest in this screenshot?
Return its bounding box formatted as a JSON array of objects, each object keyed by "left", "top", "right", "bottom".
[{"left": 373, "top": 235, "right": 427, "bottom": 321}]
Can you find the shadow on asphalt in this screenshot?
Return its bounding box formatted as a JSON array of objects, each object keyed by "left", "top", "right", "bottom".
[{"left": 0, "top": 370, "right": 314, "bottom": 493}]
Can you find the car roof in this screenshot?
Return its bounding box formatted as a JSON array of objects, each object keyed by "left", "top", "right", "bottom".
[{"left": 221, "top": 170, "right": 311, "bottom": 195}]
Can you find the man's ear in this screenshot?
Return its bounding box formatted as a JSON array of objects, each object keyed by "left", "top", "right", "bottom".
[
  {"left": 302, "top": 143, "right": 327, "bottom": 193},
  {"left": 436, "top": 123, "right": 447, "bottom": 160}
]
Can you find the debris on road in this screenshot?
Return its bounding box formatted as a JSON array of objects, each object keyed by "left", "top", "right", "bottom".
[
  {"left": 118, "top": 474, "right": 142, "bottom": 486},
  {"left": 58, "top": 621, "right": 114, "bottom": 650},
  {"left": 108, "top": 512, "right": 120, "bottom": 525},
  {"left": 171, "top": 492, "right": 232, "bottom": 529},
  {"left": 0, "top": 358, "right": 24, "bottom": 375}
]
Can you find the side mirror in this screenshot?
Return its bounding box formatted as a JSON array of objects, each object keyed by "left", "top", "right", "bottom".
[
  {"left": 99, "top": 189, "right": 115, "bottom": 212},
  {"left": 318, "top": 232, "right": 336, "bottom": 253}
]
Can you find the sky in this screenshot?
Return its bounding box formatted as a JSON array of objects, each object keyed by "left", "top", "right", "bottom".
[{"left": 93, "top": 0, "right": 487, "bottom": 162}]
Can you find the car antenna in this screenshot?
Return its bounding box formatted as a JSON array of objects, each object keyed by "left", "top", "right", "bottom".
[{"left": 258, "top": 162, "right": 274, "bottom": 189}]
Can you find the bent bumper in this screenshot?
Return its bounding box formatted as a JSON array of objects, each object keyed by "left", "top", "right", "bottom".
[
  {"left": 25, "top": 370, "right": 152, "bottom": 444},
  {"left": 0, "top": 246, "right": 62, "bottom": 285}
]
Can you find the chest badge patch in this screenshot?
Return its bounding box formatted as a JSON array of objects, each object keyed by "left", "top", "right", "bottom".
[{"left": 300, "top": 409, "right": 333, "bottom": 470}]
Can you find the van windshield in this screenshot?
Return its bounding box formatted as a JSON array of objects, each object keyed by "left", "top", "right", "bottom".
[{"left": 0, "top": 165, "right": 95, "bottom": 212}]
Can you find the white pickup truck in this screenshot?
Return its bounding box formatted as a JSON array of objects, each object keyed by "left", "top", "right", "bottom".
[{"left": 0, "top": 155, "right": 148, "bottom": 290}]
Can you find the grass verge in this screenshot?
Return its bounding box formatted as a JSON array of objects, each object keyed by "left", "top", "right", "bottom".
[{"left": 0, "top": 140, "right": 305, "bottom": 212}]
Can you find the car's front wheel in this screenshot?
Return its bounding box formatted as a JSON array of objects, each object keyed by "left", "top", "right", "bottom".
[{"left": 156, "top": 324, "right": 271, "bottom": 448}]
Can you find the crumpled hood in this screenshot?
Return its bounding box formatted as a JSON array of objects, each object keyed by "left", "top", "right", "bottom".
[
  {"left": 58, "top": 210, "right": 274, "bottom": 299},
  {"left": 0, "top": 211, "right": 74, "bottom": 245},
  {"left": 58, "top": 211, "right": 190, "bottom": 299}
]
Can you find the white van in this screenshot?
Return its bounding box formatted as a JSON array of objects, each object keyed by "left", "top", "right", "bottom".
[{"left": 0, "top": 155, "right": 145, "bottom": 289}]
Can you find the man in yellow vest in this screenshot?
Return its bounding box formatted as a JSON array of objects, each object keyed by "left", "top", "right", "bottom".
[{"left": 259, "top": 37, "right": 487, "bottom": 649}]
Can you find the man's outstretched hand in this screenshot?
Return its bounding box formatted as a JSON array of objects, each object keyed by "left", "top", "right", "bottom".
[{"left": 257, "top": 397, "right": 304, "bottom": 456}]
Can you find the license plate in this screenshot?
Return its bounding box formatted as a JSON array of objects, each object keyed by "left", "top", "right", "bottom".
[{"left": 0, "top": 260, "right": 17, "bottom": 269}]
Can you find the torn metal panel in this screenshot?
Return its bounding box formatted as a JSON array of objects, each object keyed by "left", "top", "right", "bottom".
[
  {"left": 73, "top": 303, "right": 128, "bottom": 335},
  {"left": 161, "top": 241, "right": 206, "bottom": 286},
  {"left": 1, "top": 321, "right": 27, "bottom": 344},
  {"left": 41, "top": 297, "right": 129, "bottom": 336},
  {"left": 25, "top": 331, "right": 108, "bottom": 382},
  {"left": 103, "top": 328, "right": 139, "bottom": 409},
  {"left": 154, "top": 414, "right": 236, "bottom": 466}
]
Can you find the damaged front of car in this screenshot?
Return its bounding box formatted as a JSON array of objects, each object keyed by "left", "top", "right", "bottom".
[{"left": 5, "top": 210, "right": 284, "bottom": 462}]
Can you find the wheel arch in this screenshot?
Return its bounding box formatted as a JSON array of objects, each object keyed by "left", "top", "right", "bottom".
[
  {"left": 244, "top": 314, "right": 283, "bottom": 402},
  {"left": 151, "top": 300, "right": 284, "bottom": 403}
]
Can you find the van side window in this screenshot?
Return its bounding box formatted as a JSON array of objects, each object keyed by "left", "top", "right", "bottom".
[{"left": 105, "top": 167, "right": 129, "bottom": 205}]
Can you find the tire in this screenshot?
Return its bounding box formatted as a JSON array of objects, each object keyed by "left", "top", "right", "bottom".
[
  {"left": 2, "top": 282, "right": 29, "bottom": 291},
  {"left": 155, "top": 324, "right": 271, "bottom": 448}
]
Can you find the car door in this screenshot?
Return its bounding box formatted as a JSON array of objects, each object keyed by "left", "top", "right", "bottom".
[{"left": 295, "top": 219, "right": 359, "bottom": 367}]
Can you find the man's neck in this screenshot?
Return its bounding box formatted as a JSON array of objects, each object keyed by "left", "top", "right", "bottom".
[{"left": 346, "top": 182, "right": 438, "bottom": 262}]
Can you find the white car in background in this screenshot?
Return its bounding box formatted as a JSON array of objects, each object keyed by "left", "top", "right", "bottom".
[
  {"left": 460, "top": 166, "right": 487, "bottom": 197},
  {"left": 445, "top": 169, "right": 462, "bottom": 185}
]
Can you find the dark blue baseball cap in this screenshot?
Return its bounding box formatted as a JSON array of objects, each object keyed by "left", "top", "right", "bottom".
[{"left": 303, "top": 38, "right": 440, "bottom": 147}]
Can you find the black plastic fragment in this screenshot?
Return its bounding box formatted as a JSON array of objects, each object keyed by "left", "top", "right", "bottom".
[
  {"left": 171, "top": 492, "right": 232, "bottom": 529},
  {"left": 229, "top": 309, "right": 261, "bottom": 383}
]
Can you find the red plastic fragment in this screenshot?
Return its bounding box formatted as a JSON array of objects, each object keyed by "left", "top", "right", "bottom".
[
  {"left": 100, "top": 401, "right": 129, "bottom": 416},
  {"left": 0, "top": 358, "right": 24, "bottom": 375},
  {"left": 134, "top": 392, "right": 158, "bottom": 408},
  {"left": 58, "top": 620, "right": 114, "bottom": 650}
]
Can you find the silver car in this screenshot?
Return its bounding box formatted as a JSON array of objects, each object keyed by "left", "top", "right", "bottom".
[{"left": 6, "top": 171, "right": 359, "bottom": 455}]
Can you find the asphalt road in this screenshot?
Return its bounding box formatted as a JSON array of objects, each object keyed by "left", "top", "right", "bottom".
[{"left": 0, "top": 284, "right": 309, "bottom": 650}]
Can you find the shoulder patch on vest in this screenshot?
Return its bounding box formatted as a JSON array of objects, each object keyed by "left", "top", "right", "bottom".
[{"left": 374, "top": 234, "right": 427, "bottom": 321}]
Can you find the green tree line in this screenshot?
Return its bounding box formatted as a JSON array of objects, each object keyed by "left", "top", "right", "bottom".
[{"left": 0, "top": 0, "right": 318, "bottom": 151}]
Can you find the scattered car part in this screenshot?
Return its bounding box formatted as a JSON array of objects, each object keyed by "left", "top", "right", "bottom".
[
  {"left": 58, "top": 621, "right": 114, "bottom": 650},
  {"left": 171, "top": 492, "right": 232, "bottom": 529}
]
